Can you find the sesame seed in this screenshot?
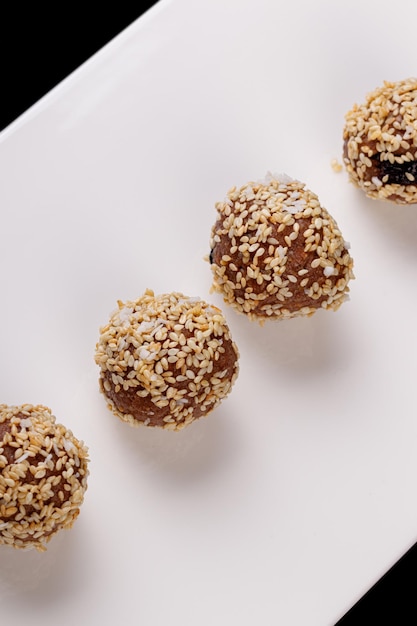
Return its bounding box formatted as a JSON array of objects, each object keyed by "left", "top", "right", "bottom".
[{"left": 331, "top": 158, "right": 343, "bottom": 173}]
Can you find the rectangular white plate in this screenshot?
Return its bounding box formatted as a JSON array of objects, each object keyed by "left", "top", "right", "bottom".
[{"left": 1, "top": 1, "right": 417, "bottom": 624}]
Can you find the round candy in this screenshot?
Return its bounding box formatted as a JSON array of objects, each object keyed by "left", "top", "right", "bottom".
[
  {"left": 209, "top": 173, "right": 353, "bottom": 322},
  {"left": 343, "top": 78, "right": 417, "bottom": 203},
  {"left": 95, "top": 290, "right": 239, "bottom": 431},
  {"left": 0, "top": 404, "right": 89, "bottom": 551}
]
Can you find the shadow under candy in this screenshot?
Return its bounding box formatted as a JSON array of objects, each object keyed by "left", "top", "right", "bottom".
[
  {"left": 229, "top": 304, "right": 355, "bottom": 381},
  {"left": 109, "top": 401, "right": 241, "bottom": 486},
  {"left": 0, "top": 519, "right": 92, "bottom": 607},
  {"left": 355, "top": 190, "right": 417, "bottom": 259}
]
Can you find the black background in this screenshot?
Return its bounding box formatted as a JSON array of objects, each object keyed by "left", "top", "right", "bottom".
[
  {"left": 0, "top": 5, "right": 156, "bottom": 131},
  {"left": 1, "top": 4, "right": 415, "bottom": 624}
]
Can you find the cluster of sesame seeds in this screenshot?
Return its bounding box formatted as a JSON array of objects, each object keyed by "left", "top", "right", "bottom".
[
  {"left": 95, "top": 290, "right": 239, "bottom": 431},
  {"left": 0, "top": 404, "right": 89, "bottom": 552},
  {"left": 343, "top": 78, "right": 417, "bottom": 203},
  {"left": 209, "top": 174, "right": 354, "bottom": 322},
  {"left": 331, "top": 158, "right": 343, "bottom": 173}
]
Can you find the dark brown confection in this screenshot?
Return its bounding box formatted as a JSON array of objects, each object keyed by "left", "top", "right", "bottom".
[
  {"left": 209, "top": 173, "right": 354, "bottom": 322},
  {"left": 343, "top": 78, "right": 417, "bottom": 203},
  {"left": 94, "top": 290, "right": 239, "bottom": 431},
  {"left": 0, "top": 404, "right": 89, "bottom": 551}
]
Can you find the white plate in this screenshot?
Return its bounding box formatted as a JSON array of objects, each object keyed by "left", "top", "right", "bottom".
[{"left": 1, "top": 1, "right": 417, "bottom": 624}]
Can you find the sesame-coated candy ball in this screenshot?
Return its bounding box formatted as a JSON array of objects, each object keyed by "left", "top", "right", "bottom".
[
  {"left": 209, "top": 173, "right": 354, "bottom": 322},
  {"left": 95, "top": 290, "right": 239, "bottom": 431},
  {"left": 343, "top": 78, "right": 417, "bottom": 203},
  {"left": 0, "top": 404, "right": 89, "bottom": 552}
]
